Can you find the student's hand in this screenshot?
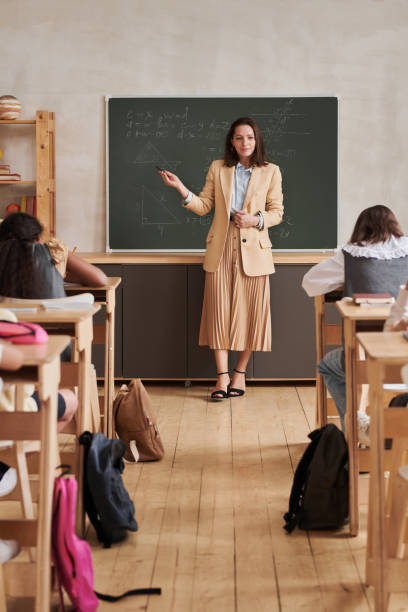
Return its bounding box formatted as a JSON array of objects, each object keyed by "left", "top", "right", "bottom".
[{"left": 234, "top": 210, "right": 260, "bottom": 229}]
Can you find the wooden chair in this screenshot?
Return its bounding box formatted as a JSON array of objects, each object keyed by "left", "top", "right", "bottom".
[
  {"left": 314, "top": 290, "right": 343, "bottom": 429},
  {"left": 0, "top": 336, "right": 70, "bottom": 611},
  {"left": 366, "top": 408, "right": 408, "bottom": 608},
  {"left": 0, "top": 563, "right": 6, "bottom": 612}
]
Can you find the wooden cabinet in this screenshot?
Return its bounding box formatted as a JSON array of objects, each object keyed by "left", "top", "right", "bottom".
[
  {"left": 0, "top": 110, "right": 56, "bottom": 239},
  {"left": 253, "top": 265, "right": 317, "bottom": 378},
  {"left": 122, "top": 265, "right": 187, "bottom": 378},
  {"left": 91, "top": 263, "right": 316, "bottom": 380}
]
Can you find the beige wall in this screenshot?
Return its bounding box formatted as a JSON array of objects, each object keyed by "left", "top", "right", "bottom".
[{"left": 1, "top": 0, "right": 408, "bottom": 251}]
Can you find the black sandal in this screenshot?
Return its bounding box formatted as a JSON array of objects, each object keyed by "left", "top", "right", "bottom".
[
  {"left": 228, "top": 368, "right": 246, "bottom": 398},
  {"left": 211, "top": 371, "right": 230, "bottom": 401}
]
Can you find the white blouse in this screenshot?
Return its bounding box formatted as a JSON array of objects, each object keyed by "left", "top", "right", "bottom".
[{"left": 302, "top": 236, "right": 408, "bottom": 297}]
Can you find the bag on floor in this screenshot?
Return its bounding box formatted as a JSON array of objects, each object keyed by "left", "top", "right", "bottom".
[
  {"left": 52, "top": 472, "right": 162, "bottom": 607},
  {"left": 283, "top": 424, "right": 349, "bottom": 533},
  {"left": 79, "top": 431, "right": 138, "bottom": 548},
  {"left": 52, "top": 475, "right": 99, "bottom": 612},
  {"left": 389, "top": 392, "right": 408, "bottom": 407},
  {"left": 113, "top": 378, "right": 164, "bottom": 462}
]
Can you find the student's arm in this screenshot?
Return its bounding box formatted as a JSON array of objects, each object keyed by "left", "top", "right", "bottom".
[
  {"left": 384, "top": 282, "right": 408, "bottom": 331},
  {"left": 0, "top": 342, "right": 24, "bottom": 371},
  {"left": 64, "top": 252, "right": 108, "bottom": 287},
  {"left": 302, "top": 251, "right": 345, "bottom": 297}
]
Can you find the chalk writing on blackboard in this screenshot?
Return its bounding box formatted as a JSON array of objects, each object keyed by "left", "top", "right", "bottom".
[
  {"left": 109, "top": 97, "right": 338, "bottom": 250},
  {"left": 131, "top": 141, "right": 182, "bottom": 172}
]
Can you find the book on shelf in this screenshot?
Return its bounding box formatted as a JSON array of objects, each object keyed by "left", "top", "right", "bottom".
[
  {"left": 33, "top": 195, "right": 37, "bottom": 216},
  {"left": 26, "top": 196, "right": 34, "bottom": 215},
  {"left": 353, "top": 292, "right": 395, "bottom": 305},
  {"left": 0, "top": 173, "right": 21, "bottom": 182},
  {"left": 20, "top": 195, "right": 27, "bottom": 212},
  {"left": 0, "top": 164, "right": 11, "bottom": 174}
]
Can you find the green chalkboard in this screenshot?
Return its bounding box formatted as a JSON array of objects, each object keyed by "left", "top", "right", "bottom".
[{"left": 107, "top": 97, "right": 337, "bottom": 250}]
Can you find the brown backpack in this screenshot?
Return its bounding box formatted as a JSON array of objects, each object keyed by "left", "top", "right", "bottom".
[{"left": 113, "top": 379, "right": 164, "bottom": 462}]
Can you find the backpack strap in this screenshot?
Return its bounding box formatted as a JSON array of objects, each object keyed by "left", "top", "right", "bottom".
[
  {"left": 283, "top": 427, "right": 325, "bottom": 533},
  {"left": 95, "top": 587, "right": 162, "bottom": 601}
]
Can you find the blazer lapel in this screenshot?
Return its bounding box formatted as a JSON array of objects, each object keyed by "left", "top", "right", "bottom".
[{"left": 220, "top": 165, "right": 235, "bottom": 213}]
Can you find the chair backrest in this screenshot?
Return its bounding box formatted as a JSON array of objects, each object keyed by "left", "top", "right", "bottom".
[{"left": 343, "top": 251, "right": 408, "bottom": 299}]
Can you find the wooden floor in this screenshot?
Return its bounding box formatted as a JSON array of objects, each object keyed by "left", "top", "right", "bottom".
[
  {"left": 3, "top": 383, "right": 408, "bottom": 610},
  {"left": 92, "top": 383, "right": 408, "bottom": 612}
]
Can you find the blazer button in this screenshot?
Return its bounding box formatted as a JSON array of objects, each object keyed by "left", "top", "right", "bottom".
[{"left": 242, "top": 238, "right": 246, "bottom": 243}]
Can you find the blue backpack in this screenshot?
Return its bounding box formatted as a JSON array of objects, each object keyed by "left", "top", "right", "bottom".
[{"left": 79, "top": 432, "right": 138, "bottom": 547}]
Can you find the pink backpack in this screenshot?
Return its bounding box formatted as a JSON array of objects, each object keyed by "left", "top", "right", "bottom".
[
  {"left": 52, "top": 474, "right": 161, "bottom": 609},
  {"left": 0, "top": 320, "right": 48, "bottom": 344},
  {"left": 52, "top": 476, "right": 99, "bottom": 611}
]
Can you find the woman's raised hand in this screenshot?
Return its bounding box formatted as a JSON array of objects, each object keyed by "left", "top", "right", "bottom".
[
  {"left": 158, "top": 169, "right": 181, "bottom": 190},
  {"left": 158, "top": 170, "right": 189, "bottom": 200}
]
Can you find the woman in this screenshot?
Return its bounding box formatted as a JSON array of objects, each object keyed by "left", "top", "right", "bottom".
[
  {"left": 160, "top": 117, "right": 284, "bottom": 399},
  {"left": 0, "top": 212, "right": 108, "bottom": 429},
  {"left": 0, "top": 212, "right": 107, "bottom": 299},
  {"left": 302, "top": 204, "right": 408, "bottom": 439}
]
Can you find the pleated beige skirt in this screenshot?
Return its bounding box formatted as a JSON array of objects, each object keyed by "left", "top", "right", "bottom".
[{"left": 199, "top": 221, "right": 272, "bottom": 351}]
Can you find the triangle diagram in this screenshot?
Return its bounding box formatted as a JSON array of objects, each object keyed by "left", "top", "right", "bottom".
[
  {"left": 141, "top": 186, "right": 180, "bottom": 225},
  {"left": 132, "top": 141, "right": 181, "bottom": 172}
]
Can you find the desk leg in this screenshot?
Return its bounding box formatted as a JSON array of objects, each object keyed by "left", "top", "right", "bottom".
[
  {"left": 367, "top": 359, "right": 386, "bottom": 611},
  {"left": 76, "top": 342, "right": 91, "bottom": 535},
  {"left": 345, "top": 318, "right": 359, "bottom": 536},
  {"left": 103, "top": 315, "right": 109, "bottom": 437},
  {"left": 36, "top": 358, "right": 59, "bottom": 612},
  {"left": 107, "top": 307, "right": 115, "bottom": 439}
]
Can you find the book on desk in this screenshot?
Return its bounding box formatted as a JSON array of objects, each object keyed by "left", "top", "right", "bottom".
[{"left": 353, "top": 292, "right": 395, "bottom": 306}]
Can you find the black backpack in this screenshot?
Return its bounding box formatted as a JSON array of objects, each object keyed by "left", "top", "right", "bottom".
[
  {"left": 79, "top": 432, "right": 138, "bottom": 548},
  {"left": 283, "top": 424, "right": 349, "bottom": 533}
]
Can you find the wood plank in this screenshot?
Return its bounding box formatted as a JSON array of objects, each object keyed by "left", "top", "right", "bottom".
[
  {"left": 257, "top": 385, "right": 324, "bottom": 611},
  {"left": 279, "top": 386, "right": 371, "bottom": 611},
  {"left": 231, "top": 386, "right": 280, "bottom": 611}
]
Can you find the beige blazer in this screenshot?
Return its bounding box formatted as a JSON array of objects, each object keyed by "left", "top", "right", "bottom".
[{"left": 183, "top": 159, "right": 284, "bottom": 276}]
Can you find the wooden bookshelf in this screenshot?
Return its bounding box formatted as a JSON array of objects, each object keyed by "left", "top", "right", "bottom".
[{"left": 0, "top": 111, "right": 56, "bottom": 239}]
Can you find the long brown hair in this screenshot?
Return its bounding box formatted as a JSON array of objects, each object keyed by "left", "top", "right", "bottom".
[
  {"left": 0, "top": 212, "right": 43, "bottom": 298},
  {"left": 349, "top": 205, "right": 404, "bottom": 245},
  {"left": 223, "top": 117, "right": 268, "bottom": 167}
]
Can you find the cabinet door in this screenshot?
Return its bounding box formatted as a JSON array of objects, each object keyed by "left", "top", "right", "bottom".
[
  {"left": 253, "top": 265, "right": 316, "bottom": 378},
  {"left": 123, "top": 265, "right": 187, "bottom": 378},
  {"left": 187, "top": 265, "right": 254, "bottom": 378},
  {"left": 91, "top": 264, "right": 123, "bottom": 378}
]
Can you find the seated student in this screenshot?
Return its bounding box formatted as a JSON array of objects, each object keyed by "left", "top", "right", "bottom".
[
  {"left": 0, "top": 212, "right": 107, "bottom": 299},
  {"left": 302, "top": 205, "right": 408, "bottom": 441},
  {"left": 384, "top": 280, "right": 408, "bottom": 331}
]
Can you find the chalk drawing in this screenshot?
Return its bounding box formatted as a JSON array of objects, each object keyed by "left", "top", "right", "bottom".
[{"left": 141, "top": 186, "right": 180, "bottom": 225}]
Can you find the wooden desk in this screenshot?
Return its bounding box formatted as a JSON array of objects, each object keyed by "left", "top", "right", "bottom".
[
  {"left": 356, "top": 331, "right": 408, "bottom": 612},
  {"left": 0, "top": 304, "right": 100, "bottom": 531},
  {"left": 65, "top": 277, "right": 121, "bottom": 438},
  {"left": 336, "top": 301, "right": 392, "bottom": 536},
  {"left": 0, "top": 335, "right": 70, "bottom": 612}
]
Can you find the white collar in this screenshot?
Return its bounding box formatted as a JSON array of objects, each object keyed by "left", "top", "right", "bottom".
[
  {"left": 342, "top": 235, "right": 408, "bottom": 259},
  {"left": 236, "top": 162, "right": 252, "bottom": 173}
]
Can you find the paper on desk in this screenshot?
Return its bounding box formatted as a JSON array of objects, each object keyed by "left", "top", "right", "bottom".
[{"left": 41, "top": 293, "right": 94, "bottom": 310}]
